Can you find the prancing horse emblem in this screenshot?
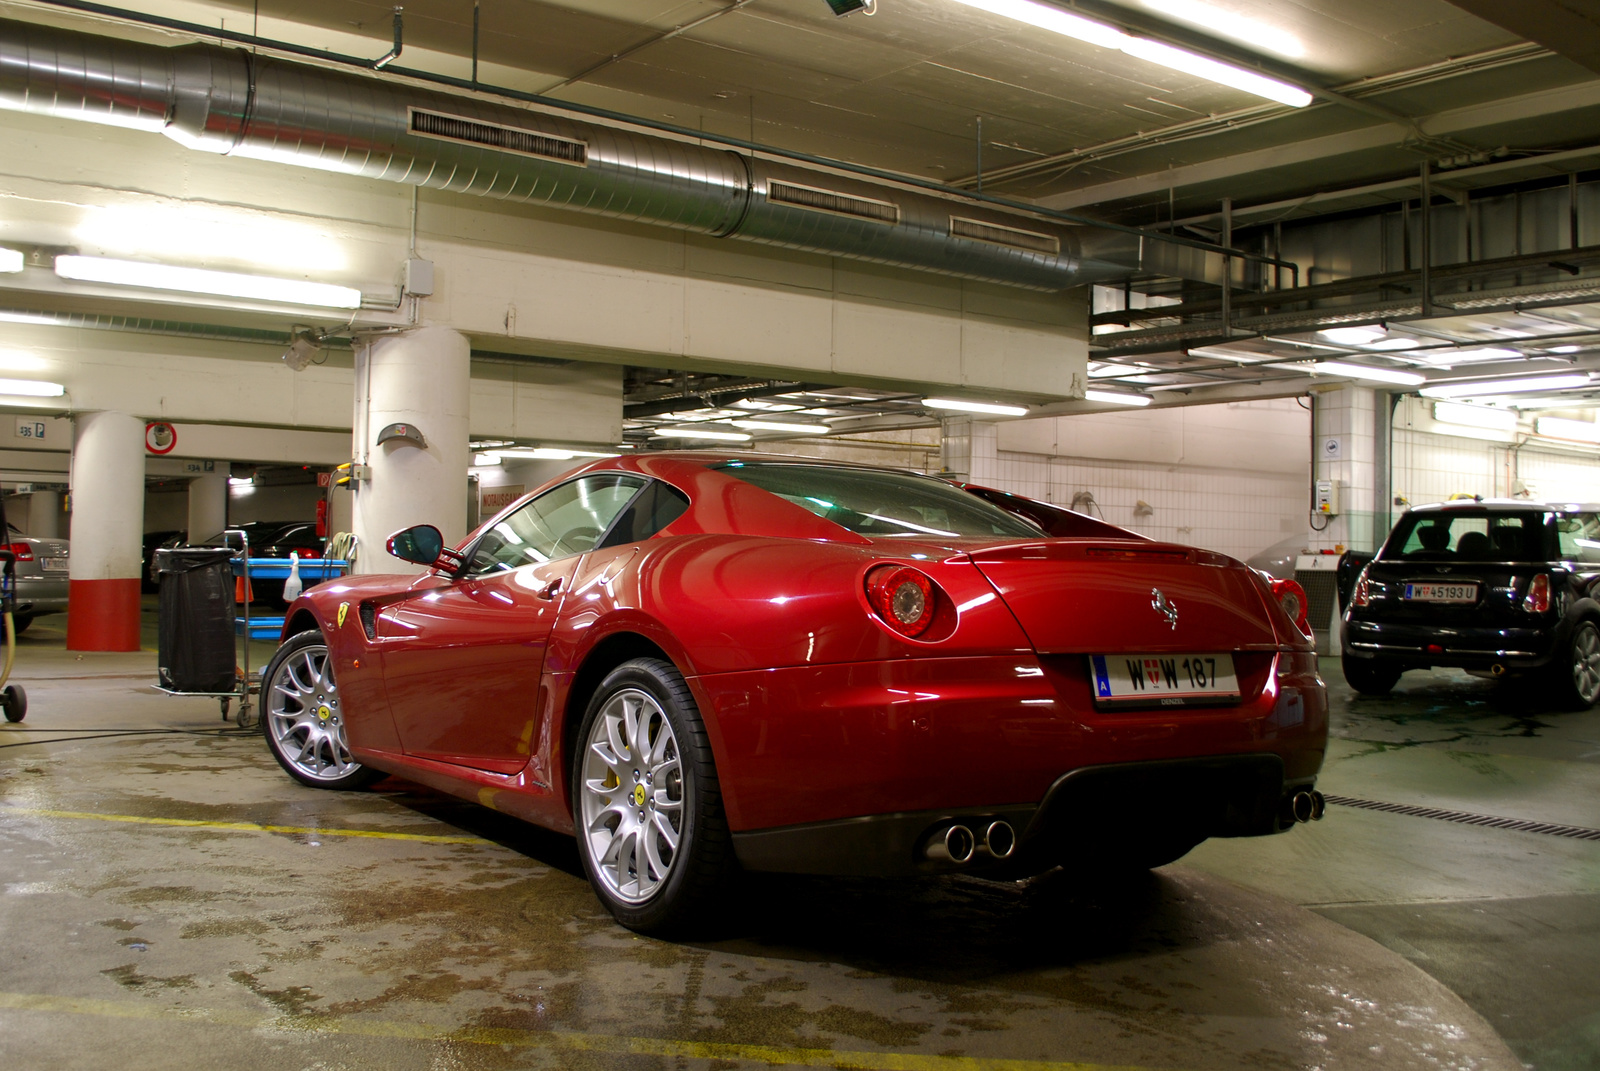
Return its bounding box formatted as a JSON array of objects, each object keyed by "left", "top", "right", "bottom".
[{"left": 1151, "top": 588, "right": 1178, "bottom": 630}]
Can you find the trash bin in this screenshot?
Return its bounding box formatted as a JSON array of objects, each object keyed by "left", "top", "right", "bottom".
[{"left": 156, "top": 547, "right": 237, "bottom": 694}]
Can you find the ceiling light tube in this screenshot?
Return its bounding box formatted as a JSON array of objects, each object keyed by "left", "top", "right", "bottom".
[
  {"left": 1433, "top": 402, "right": 1517, "bottom": 433},
  {"left": 0, "top": 378, "right": 65, "bottom": 397},
  {"left": 946, "top": 0, "right": 1312, "bottom": 107},
  {"left": 1420, "top": 374, "right": 1592, "bottom": 398},
  {"left": 922, "top": 397, "right": 1030, "bottom": 416},
  {"left": 1085, "top": 389, "right": 1153, "bottom": 406},
  {"left": 0, "top": 247, "right": 22, "bottom": 273},
  {"left": 492, "top": 448, "right": 620, "bottom": 460},
  {"left": 651, "top": 427, "right": 752, "bottom": 442},
  {"left": 1535, "top": 416, "right": 1600, "bottom": 443},
  {"left": 54, "top": 255, "right": 362, "bottom": 309},
  {"left": 1315, "top": 361, "right": 1426, "bottom": 387},
  {"left": 731, "top": 420, "right": 830, "bottom": 434}
]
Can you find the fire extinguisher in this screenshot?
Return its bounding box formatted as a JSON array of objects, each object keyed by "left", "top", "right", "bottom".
[{"left": 316, "top": 497, "right": 328, "bottom": 539}]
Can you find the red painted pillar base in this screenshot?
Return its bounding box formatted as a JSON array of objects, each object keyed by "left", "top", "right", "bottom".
[{"left": 66, "top": 578, "right": 141, "bottom": 652}]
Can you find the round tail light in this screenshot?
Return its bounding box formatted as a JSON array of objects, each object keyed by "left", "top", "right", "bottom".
[
  {"left": 1270, "top": 578, "right": 1312, "bottom": 639},
  {"left": 865, "top": 565, "right": 936, "bottom": 638}
]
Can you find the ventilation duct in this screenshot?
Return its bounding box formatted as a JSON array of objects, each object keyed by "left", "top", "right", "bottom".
[{"left": 0, "top": 16, "right": 1160, "bottom": 292}]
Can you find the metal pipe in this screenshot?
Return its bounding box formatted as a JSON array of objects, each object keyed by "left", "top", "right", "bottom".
[
  {"left": 1221, "top": 197, "right": 1232, "bottom": 335},
  {"left": 372, "top": 6, "right": 402, "bottom": 70},
  {"left": 1420, "top": 162, "right": 1433, "bottom": 317},
  {"left": 470, "top": 0, "right": 479, "bottom": 85}
]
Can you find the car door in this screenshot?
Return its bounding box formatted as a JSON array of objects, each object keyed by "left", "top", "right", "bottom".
[{"left": 377, "top": 473, "right": 648, "bottom": 774}]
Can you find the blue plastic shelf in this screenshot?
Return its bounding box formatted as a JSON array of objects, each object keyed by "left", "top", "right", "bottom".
[{"left": 230, "top": 558, "right": 349, "bottom": 580}]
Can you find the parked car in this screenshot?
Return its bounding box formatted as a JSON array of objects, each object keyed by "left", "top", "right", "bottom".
[
  {"left": 1341, "top": 499, "right": 1600, "bottom": 703},
  {"left": 2, "top": 524, "right": 68, "bottom": 632},
  {"left": 181, "top": 521, "right": 325, "bottom": 605},
  {"left": 261, "top": 454, "right": 1328, "bottom": 934}
]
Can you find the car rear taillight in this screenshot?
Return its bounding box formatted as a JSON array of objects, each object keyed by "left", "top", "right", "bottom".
[
  {"left": 1270, "top": 578, "right": 1312, "bottom": 639},
  {"left": 4, "top": 542, "right": 33, "bottom": 562},
  {"left": 291, "top": 548, "right": 320, "bottom": 560},
  {"left": 1523, "top": 573, "right": 1551, "bottom": 613},
  {"left": 1352, "top": 573, "right": 1372, "bottom": 608},
  {"left": 865, "top": 565, "right": 936, "bottom": 638}
]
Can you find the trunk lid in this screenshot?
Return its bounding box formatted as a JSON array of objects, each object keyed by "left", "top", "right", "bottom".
[{"left": 967, "top": 540, "right": 1279, "bottom": 653}]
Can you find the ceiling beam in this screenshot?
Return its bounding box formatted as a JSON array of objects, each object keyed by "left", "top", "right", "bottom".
[{"left": 1446, "top": 0, "right": 1600, "bottom": 75}]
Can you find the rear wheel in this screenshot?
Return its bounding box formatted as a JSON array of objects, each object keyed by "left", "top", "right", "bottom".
[
  {"left": 1342, "top": 654, "right": 1401, "bottom": 696},
  {"left": 573, "top": 657, "right": 733, "bottom": 935},
  {"left": 1552, "top": 619, "right": 1600, "bottom": 709},
  {"left": 10, "top": 614, "right": 31, "bottom": 635}
]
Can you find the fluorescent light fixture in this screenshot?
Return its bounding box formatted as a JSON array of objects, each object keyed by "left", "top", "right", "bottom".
[
  {"left": 492, "top": 447, "right": 620, "bottom": 460},
  {"left": 472, "top": 453, "right": 504, "bottom": 466},
  {"left": 1421, "top": 374, "right": 1591, "bottom": 398},
  {"left": 1140, "top": 0, "right": 1305, "bottom": 58},
  {"left": 0, "top": 247, "right": 22, "bottom": 274},
  {"left": 945, "top": 0, "right": 1311, "bottom": 106},
  {"left": 54, "top": 255, "right": 362, "bottom": 309},
  {"left": 228, "top": 476, "right": 254, "bottom": 487},
  {"left": 1319, "top": 326, "right": 1386, "bottom": 346},
  {"left": 731, "top": 420, "right": 829, "bottom": 434},
  {"left": 1315, "top": 361, "right": 1426, "bottom": 387},
  {"left": 0, "top": 378, "right": 64, "bottom": 397},
  {"left": 922, "top": 397, "right": 1030, "bottom": 416},
  {"left": 651, "top": 427, "right": 752, "bottom": 442},
  {"left": 1085, "top": 389, "right": 1153, "bottom": 406},
  {"left": 1433, "top": 402, "right": 1517, "bottom": 433},
  {"left": 1536, "top": 416, "right": 1600, "bottom": 443}
]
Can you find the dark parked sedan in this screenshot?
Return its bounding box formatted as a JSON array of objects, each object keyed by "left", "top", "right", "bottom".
[{"left": 1341, "top": 500, "right": 1600, "bottom": 704}]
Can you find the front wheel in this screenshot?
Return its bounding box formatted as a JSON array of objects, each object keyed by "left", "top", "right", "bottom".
[
  {"left": 1552, "top": 619, "right": 1600, "bottom": 709},
  {"left": 262, "top": 630, "right": 380, "bottom": 790},
  {"left": 573, "top": 657, "right": 733, "bottom": 935},
  {"left": 1342, "top": 654, "right": 1401, "bottom": 696}
]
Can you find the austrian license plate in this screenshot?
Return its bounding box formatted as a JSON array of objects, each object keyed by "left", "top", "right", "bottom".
[
  {"left": 1403, "top": 582, "right": 1477, "bottom": 603},
  {"left": 1089, "top": 653, "right": 1240, "bottom": 706},
  {"left": 41, "top": 557, "right": 67, "bottom": 573}
]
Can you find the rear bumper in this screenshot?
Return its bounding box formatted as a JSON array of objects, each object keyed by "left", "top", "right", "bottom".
[
  {"left": 732, "top": 754, "right": 1311, "bottom": 877},
  {"left": 14, "top": 575, "right": 68, "bottom": 615},
  {"left": 1342, "top": 618, "right": 1557, "bottom": 670}
]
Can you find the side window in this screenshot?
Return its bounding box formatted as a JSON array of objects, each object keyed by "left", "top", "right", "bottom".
[
  {"left": 598, "top": 480, "right": 689, "bottom": 548},
  {"left": 467, "top": 474, "right": 646, "bottom": 575}
]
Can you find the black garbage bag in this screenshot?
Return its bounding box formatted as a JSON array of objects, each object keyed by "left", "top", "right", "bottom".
[{"left": 156, "top": 547, "right": 236, "bottom": 694}]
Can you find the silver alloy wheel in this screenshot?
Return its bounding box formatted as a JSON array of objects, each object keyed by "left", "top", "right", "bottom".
[
  {"left": 579, "top": 686, "right": 685, "bottom": 905},
  {"left": 265, "top": 643, "right": 360, "bottom": 782},
  {"left": 1573, "top": 622, "right": 1600, "bottom": 705}
]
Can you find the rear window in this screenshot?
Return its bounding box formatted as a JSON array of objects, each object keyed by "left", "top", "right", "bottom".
[
  {"left": 1385, "top": 510, "right": 1549, "bottom": 562},
  {"left": 716, "top": 462, "right": 1040, "bottom": 539}
]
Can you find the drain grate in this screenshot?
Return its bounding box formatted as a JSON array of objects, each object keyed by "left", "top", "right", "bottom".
[{"left": 1324, "top": 794, "right": 1600, "bottom": 841}]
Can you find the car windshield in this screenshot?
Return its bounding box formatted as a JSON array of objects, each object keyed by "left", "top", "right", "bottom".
[
  {"left": 1384, "top": 510, "right": 1549, "bottom": 562},
  {"left": 716, "top": 462, "right": 1041, "bottom": 539}
]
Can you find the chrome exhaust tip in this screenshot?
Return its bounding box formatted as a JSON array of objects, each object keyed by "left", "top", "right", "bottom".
[
  {"left": 1310, "top": 790, "right": 1326, "bottom": 821},
  {"left": 1491, "top": 663, "right": 1507, "bottom": 677},
  {"left": 925, "top": 824, "right": 976, "bottom": 864},
  {"left": 1291, "top": 790, "right": 1317, "bottom": 824},
  {"left": 981, "top": 820, "right": 1016, "bottom": 860}
]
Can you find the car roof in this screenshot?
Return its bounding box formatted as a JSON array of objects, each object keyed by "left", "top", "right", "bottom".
[{"left": 1406, "top": 499, "right": 1600, "bottom": 514}]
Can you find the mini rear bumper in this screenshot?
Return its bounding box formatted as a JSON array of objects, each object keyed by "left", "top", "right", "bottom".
[{"left": 1342, "top": 618, "right": 1558, "bottom": 670}]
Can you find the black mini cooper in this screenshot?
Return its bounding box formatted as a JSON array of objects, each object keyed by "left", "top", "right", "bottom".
[{"left": 1341, "top": 500, "right": 1600, "bottom": 704}]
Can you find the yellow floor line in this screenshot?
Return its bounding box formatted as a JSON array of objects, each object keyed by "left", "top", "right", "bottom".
[
  {"left": 0, "top": 806, "right": 488, "bottom": 845},
  {"left": 0, "top": 991, "right": 1157, "bottom": 1071}
]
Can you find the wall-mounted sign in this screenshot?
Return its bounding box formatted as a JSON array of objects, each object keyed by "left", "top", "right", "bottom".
[
  {"left": 145, "top": 421, "right": 178, "bottom": 455},
  {"left": 181, "top": 460, "right": 215, "bottom": 474},
  {"left": 1321, "top": 436, "right": 1343, "bottom": 461},
  {"left": 15, "top": 418, "right": 44, "bottom": 441},
  {"left": 481, "top": 486, "right": 524, "bottom": 514}
]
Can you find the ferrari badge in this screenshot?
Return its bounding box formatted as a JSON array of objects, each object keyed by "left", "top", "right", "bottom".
[{"left": 337, "top": 602, "right": 350, "bottom": 629}]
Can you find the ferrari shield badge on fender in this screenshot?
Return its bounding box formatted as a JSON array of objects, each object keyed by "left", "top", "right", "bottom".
[
  {"left": 1151, "top": 588, "right": 1178, "bottom": 630},
  {"left": 337, "top": 602, "right": 350, "bottom": 629}
]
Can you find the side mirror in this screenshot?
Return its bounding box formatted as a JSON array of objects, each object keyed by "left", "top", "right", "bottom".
[{"left": 386, "top": 525, "right": 463, "bottom": 573}]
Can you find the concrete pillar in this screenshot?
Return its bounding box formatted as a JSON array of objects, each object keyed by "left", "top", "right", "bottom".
[
  {"left": 67, "top": 411, "right": 144, "bottom": 651},
  {"left": 351, "top": 326, "right": 470, "bottom": 574},
  {"left": 1311, "top": 384, "right": 1379, "bottom": 552},
  {"left": 186, "top": 473, "right": 228, "bottom": 540},
  {"left": 939, "top": 417, "right": 1001, "bottom": 486},
  {"left": 26, "top": 490, "right": 60, "bottom": 537}
]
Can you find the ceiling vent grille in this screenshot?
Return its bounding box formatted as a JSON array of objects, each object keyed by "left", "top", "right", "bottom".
[
  {"left": 949, "top": 216, "right": 1060, "bottom": 256},
  {"left": 409, "top": 108, "right": 588, "bottom": 166},
  {"left": 766, "top": 181, "right": 900, "bottom": 224}
]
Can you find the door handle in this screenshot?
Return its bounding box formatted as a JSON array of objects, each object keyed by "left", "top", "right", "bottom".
[{"left": 536, "top": 576, "right": 564, "bottom": 600}]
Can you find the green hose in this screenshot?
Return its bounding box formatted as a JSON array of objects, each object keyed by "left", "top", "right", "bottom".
[{"left": 0, "top": 610, "right": 16, "bottom": 690}]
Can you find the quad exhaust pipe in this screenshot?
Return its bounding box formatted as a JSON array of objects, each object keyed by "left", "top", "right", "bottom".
[{"left": 923, "top": 820, "right": 1015, "bottom": 864}]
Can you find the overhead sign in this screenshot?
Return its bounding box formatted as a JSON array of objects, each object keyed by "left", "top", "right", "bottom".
[
  {"left": 145, "top": 421, "right": 177, "bottom": 455},
  {"left": 15, "top": 418, "right": 44, "bottom": 441}
]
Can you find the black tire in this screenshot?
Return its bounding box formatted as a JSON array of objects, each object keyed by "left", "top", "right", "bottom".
[
  {"left": 261, "top": 630, "right": 381, "bottom": 790},
  {"left": 571, "top": 657, "right": 734, "bottom": 935},
  {"left": 1342, "top": 654, "right": 1401, "bottom": 696},
  {"left": 10, "top": 614, "right": 31, "bottom": 635},
  {"left": 2, "top": 685, "right": 25, "bottom": 722},
  {"left": 1550, "top": 619, "right": 1600, "bottom": 710}
]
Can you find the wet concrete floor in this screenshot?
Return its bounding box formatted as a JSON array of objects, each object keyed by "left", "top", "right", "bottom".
[{"left": 2, "top": 605, "right": 1594, "bottom": 1070}]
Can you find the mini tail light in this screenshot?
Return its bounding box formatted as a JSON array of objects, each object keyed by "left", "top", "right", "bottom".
[
  {"left": 4, "top": 542, "right": 33, "bottom": 562},
  {"left": 1352, "top": 573, "right": 1372, "bottom": 608},
  {"left": 1523, "top": 573, "right": 1551, "bottom": 613},
  {"left": 1271, "top": 579, "right": 1312, "bottom": 639},
  {"left": 865, "top": 565, "right": 936, "bottom": 638}
]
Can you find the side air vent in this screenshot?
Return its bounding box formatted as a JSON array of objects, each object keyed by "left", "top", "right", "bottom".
[
  {"left": 409, "top": 108, "right": 588, "bottom": 166},
  {"left": 766, "top": 180, "right": 900, "bottom": 225},
  {"left": 949, "top": 216, "right": 1060, "bottom": 256}
]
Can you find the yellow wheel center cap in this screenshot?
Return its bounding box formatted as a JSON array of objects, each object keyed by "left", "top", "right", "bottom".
[
  {"left": 632, "top": 784, "right": 647, "bottom": 807},
  {"left": 317, "top": 704, "right": 332, "bottom": 722}
]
